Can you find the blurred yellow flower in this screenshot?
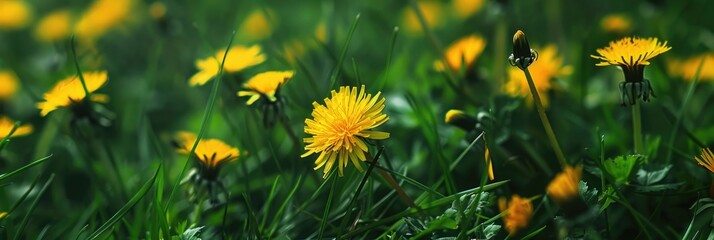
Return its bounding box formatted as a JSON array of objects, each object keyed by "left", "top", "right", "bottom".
[
  {"left": 547, "top": 165, "right": 582, "bottom": 205},
  {"left": 302, "top": 85, "right": 390, "bottom": 178},
  {"left": 74, "top": 0, "right": 133, "bottom": 43},
  {"left": 0, "top": 70, "right": 19, "bottom": 101},
  {"left": 34, "top": 9, "right": 72, "bottom": 43},
  {"left": 189, "top": 45, "right": 266, "bottom": 86},
  {"left": 149, "top": 2, "right": 167, "bottom": 20},
  {"left": 0, "top": 116, "right": 32, "bottom": 138},
  {"left": 498, "top": 195, "right": 533, "bottom": 236},
  {"left": 315, "top": 21, "right": 327, "bottom": 43},
  {"left": 434, "top": 34, "right": 486, "bottom": 73},
  {"left": 238, "top": 71, "right": 294, "bottom": 105},
  {"left": 452, "top": 0, "right": 485, "bottom": 19},
  {"left": 600, "top": 14, "right": 631, "bottom": 34},
  {"left": 175, "top": 131, "right": 240, "bottom": 169},
  {"left": 0, "top": 212, "right": 6, "bottom": 219},
  {"left": 401, "top": 1, "right": 443, "bottom": 36},
  {"left": 505, "top": 45, "right": 572, "bottom": 107},
  {"left": 695, "top": 148, "right": 714, "bottom": 173},
  {"left": 667, "top": 53, "right": 714, "bottom": 81},
  {"left": 0, "top": 0, "right": 32, "bottom": 30},
  {"left": 36, "top": 71, "right": 108, "bottom": 116},
  {"left": 238, "top": 8, "right": 275, "bottom": 41},
  {"left": 283, "top": 40, "right": 308, "bottom": 65}
]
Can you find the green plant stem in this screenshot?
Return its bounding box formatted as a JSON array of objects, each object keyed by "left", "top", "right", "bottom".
[
  {"left": 632, "top": 101, "right": 643, "bottom": 154},
  {"left": 521, "top": 68, "right": 567, "bottom": 167}
]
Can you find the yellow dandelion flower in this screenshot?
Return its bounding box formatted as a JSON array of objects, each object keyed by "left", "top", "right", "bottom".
[
  {"left": 547, "top": 165, "right": 582, "bottom": 205},
  {"left": 401, "top": 1, "right": 443, "bottom": 36},
  {"left": 301, "top": 85, "right": 390, "bottom": 178},
  {"left": 34, "top": 9, "right": 72, "bottom": 43},
  {"left": 175, "top": 131, "right": 239, "bottom": 179},
  {"left": 505, "top": 45, "right": 572, "bottom": 107},
  {"left": 591, "top": 36, "right": 671, "bottom": 105},
  {"left": 0, "top": 116, "right": 32, "bottom": 138},
  {"left": 695, "top": 148, "right": 714, "bottom": 173},
  {"left": 149, "top": 2, "right": 167, "bottom": 20},
  {"left": 237, "top": 71, "right": 293, "bottom": 105},
  {"left": 0, "top": 70, "right": 19, "bottom": 101},
  {"left": 667, "top": 53, "right": 714, "bottom": 81},
  {"left": 238, "top": 8, "right": 275, "bottom": 41},
  {"left": 600, "top": 14, "right": 631, "bottom": 34},
  {"left": 0, "top": 0, "right": 32, "bottom": 30},
  {"left": 498, "top": 195, "right": 533, "bottom": 236},
  {"left": 452, "top": 0, "right": 485, "bottom": 19},
  {"left": 36, "top": 71, "right": 108, "bottom": 116},
  {"left": 74, "top": 0, "right": 133, "bottom": 43},
  {"left": 189, "top": 45, "right": 266, "bottom": 86},
  {"left": 434, "top": 34, "right": 486, "bottom": 73}
]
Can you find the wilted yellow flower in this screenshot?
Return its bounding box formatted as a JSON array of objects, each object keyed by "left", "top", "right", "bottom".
[
  {"left": 401, "top": 1, "right": 443, "bottom": 36},
  {"left": 149, "top": 2, "right": 167, "bottom": 20},
  {"left": 667, "top": 53, "right": 714, "bottom": 81},
  {"left": 74, "top": 0, "right": 133, "bottom": 42},
  {"left": 238, "top": 71, "right": 294, "bottom": 105},
  {"left": 547, "top": 165, "right": 582, "bottom": 205},
  {"left": 238, "top": 8, "right": 275, "bottom": 41},
  {"left": 0, "top": 0, "right": 32, "bottom": 30},
  {"left": 434, "top": 34, "right": 486, "bottom": 73},
  {"left": 600, "top": 14, "right": 631, "bottom": 34},
  {"left": 695, "top": 148, "right": 714, "bottom": 173},
  {"left": 189, "top": 45, "right": 266, "bottom": 86},
  {"left": 484, "top": 137, "right": 494, "bottom": 181},
  {"left": 505, "top": 45, "right": 572, "bottom": 107},
  {"left": 34, "top": 9, "right": 72, "bottom": 43},
  {"left": 0, "top": 70, "right": 19, "bottom": 101},
  {"left": 498, "top": 195, "right": 533, "bottom": 236},
  {"left": 0, "top": 116, "right": 32, "bottom": 138},
  {"left": 452, "top": 0, "right": 485, "bottom": 19},
  {"left": 175, "top": 131, "right": 239, "bottom": 180},
  {"left": 591, "top": 36, "right": 671, "bottom": 105},
  {"left": 36, "top": 71, "right": 108, "bottom": 116},
  {"left": 302, "top": 85, "right": 390, "bottom": 178}
]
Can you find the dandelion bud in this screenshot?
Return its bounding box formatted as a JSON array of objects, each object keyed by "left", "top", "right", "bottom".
[
  {"left": 445, "top": 109, "right": 477, "bottom": 131},
  {"left": 509, "top": 30, "right": 538, "bottom": 70}
]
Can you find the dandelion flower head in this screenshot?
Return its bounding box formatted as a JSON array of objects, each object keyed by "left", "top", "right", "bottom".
[
  {"left": 36, "top": 71, "right": 108, "bottom": 116},
  {"left": 238, "top": 71, "right": 294, "bottom": 105}
]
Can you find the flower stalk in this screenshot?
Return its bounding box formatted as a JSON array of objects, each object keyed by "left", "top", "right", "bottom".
[{"left": 632, "top": 101, "right": 643, "bottom": 154}]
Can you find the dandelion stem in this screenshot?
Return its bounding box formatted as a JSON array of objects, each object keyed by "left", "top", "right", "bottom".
[
  {"left": 521, "top": 68, "right": 567, "bottom": 167},
  {"left": 279, "top": 117, "right": 301, "bottom": 150},
  {"left": 632, "top": 101, "right": 643, "bottom": 154},
  {"left": 70, "top": 35, "right": 92, "bottom": 99},
  {"left": 368, "top": 153, "right": 417, "bottom": 209}
]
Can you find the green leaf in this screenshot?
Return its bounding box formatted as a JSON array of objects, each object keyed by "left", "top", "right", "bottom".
[
  {"left": 579, "top": 181, "right": 598, "bottom": 205},
  {"left": 181, "top": 226, "right": 204, "bottom": 240},
  {"left": 482, "top": 223, "right": 501, "bottom": 239},
  {"left": 633, "top": 182, "right": 685, "bottom": 193},
  {"left": 635, "top": 165, "right": 672, "bottom": 185},
  {"left": 603, "top": 155, "right": 640, "bottom": 184}
]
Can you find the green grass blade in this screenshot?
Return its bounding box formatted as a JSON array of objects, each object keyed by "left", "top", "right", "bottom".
[
  {"left": 377, "top": 26, "right": 399, "bottom": 90},
  {"left": 520, "top": 226, "right": 547, "bottom": 240},
  {"left": 329, "top": 13, "right": 360, "bottom": 90},
  {"left": 87, "top": 165, "right": 161, "bottom": 240},
  {"left": 13, "top": 174, "right": 55, "bottom": 240},
  {"left": 165, "top": 31, "right": 236, "bottom": 213},
  {"left": 318, "top": 173, "right": 338, "bottom": 239},
  {"left": 0, "top": 155, "right": 52, "bottom": 182},
  {"left": 665, "top": 58, "right": 704, "bottom": 163},
  {"left": 268, "top": 174, "right": 303, "bottom": 237},
  {"left": 260, "top": 176, "right": 281, "bottom": 231}
]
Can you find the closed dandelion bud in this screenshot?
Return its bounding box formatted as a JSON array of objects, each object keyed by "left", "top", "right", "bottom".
[
  {"left": 509, "top": 30, "right": 538, "bottom": 70},
  {"left": 445, "top": 109, "right": 477, "bottom": 131}
]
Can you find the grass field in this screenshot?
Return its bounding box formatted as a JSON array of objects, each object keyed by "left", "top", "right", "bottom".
[{"left": 2, "top": 0, "right": 714, "bottom": 239}]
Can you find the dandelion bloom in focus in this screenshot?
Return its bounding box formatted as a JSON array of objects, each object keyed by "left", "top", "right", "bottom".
[
  {"left": 74, "top": 0, "right": 133, "bottom": 43},
  {"left": 591, "top": 36, "right": 671, "bottom": 105},
  {"left": 434, "top": 35, "right": 486, "bottom": 73},
  {"left": 600, "top": 14, "right": 631, "bottom": 34},
  {"left": 505, "top": 45, "right": 572, "bottom": 107},
  {"left": 175, "top": 131, "right": 239, "bottom": 180},
  {"left": 36, "top": 71, "right": 108, "bottom": 116},
  {"left": 302, "top": 85, "right": 390, "bottom": 178},
  {"left": 0, "top": 70, "right": 19, "bottom": 101},
  {"left": 238, "top": 8, "right": 275, "bottom": 41},
  {"left": 499, "top": 195, "right": 533, "bottom": 236},
  {"left": 0, "top": 116, "right": 32, "bottom": 138},
  {"left": 667, "top": 53, "right": 714, "bottom": 82},
  {"left": 238, "top": 71, "right": 293, "bottom": 105},
  {"left": 0, "top": 0, "right": 32, "bottom": 30},
  {"left": 34, "top": 9, "right": 72, "bottom": 42},
  {"left": 189, "top": 45, "right": 266, "bottom": 86},
  {"left": 401, "top": 1, "right": 443, "bottom": 36},
  {"left": 547, "top": 165, "right": 582, "bottom": 205}
]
